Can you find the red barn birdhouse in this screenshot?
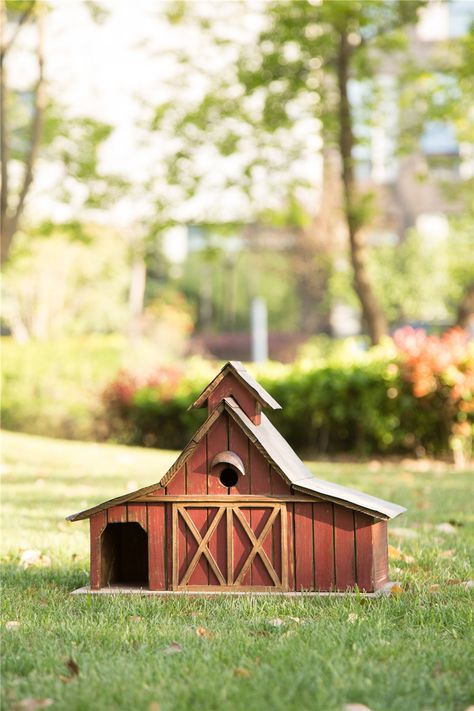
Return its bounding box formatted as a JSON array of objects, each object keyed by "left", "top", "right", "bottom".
[{"left": 68, "top": 362, "right": 405, "bottom": 594}]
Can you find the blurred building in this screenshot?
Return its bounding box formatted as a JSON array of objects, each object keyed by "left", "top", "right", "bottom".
[{"left": 355, "top": 0, "right": 474, "bottom": 247}]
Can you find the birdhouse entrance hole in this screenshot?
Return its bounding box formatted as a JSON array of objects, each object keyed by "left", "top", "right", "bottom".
[
  {"left": 100, "top": 522, "right": 148, "bottom": 588},
  {"left": 219, "top": 467, "right": 239, "bottom": 488}
]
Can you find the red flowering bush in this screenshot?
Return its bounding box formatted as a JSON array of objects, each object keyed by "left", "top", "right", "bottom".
[{"left": 394, "top": 327, "right": 473, "bottom": 462}]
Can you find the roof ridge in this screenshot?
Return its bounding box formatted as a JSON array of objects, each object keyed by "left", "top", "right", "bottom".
[{"left": 189, "top": 361, "right": 281, "bottom": 411}]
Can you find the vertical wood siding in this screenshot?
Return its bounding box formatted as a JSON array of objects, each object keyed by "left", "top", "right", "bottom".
[
  {"left": 294, "top": 503, "right": 314, "bottom": 590},
  {"left": 313, "top": 502, "right": 335, "bottom": 590},
  {"left": 334, "top": 506, "right": 356, "bottom": 591},
  {"left": 208, "top": 372, "right": 258, "bottom": 421},
  {"left": 355, "top": 512, "right": 374, "bottom": 592},
  {"left": 148, "top": 504, "right": 166, "bottom": 590},
  {"left": 372, "top": 519, "right": 388, "bottom": 590},
  {"left": 90, "top": 511, "right": 107, "bottom": 589}
]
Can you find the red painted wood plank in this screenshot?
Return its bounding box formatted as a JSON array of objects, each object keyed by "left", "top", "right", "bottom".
[
  {"left": 287, "top": 503, "right": 296, "bottom": 591},
  {"left": 148, "top": 486, "right": 166, "bottom": 496},
  {"left": 187, "top": 507, "right": 209, "bottom": 586},
  {"left": 233, "top": 507, "right": 252, "bottom": 585},
  {"left": 90, "top": 511, "right": 107, "bottom": 589},
  {"left": 165, "top": 466, "right": 186, "bottom": 495},
  {"left": 313, "top": 502, "right": 335, "bottom": 591},
  {"left": 208, "top": 372, "right": 258, "bottom": 421},
  {"left": 334, "top": 506, "right": 356, "bottom": 591},
  {"left": 249, "top": 443, "right": 270, "bottom": 495},
  {"left": 165, "top": 503, "right": 172, "bottom": 589},
  {"left": 294, "top": 503, "right": 314, "bottom": 591},
  {"left": 372, "top": 520, "right": 388, "bottom": 590},
  {"left": 355, "top": 512, "right": 374, "bottom": 592},
  {"left": 127, "top": 504, "right": 147, "bottom": 530},
  {"left": 148, "top": 504, "right": 166, "bottom": 590},
  {"left": 207, "top": 414, "right": 229, "bottom": 495},
  {"left": 228, "top": 418, "right": 250, "bottom": 494},
  {"left": 108, "top": 505, "right": 127, "bottom": 523},
  {"left": 177, "top": 509, "right": 188, "bottom": 583},
  {"left": 186, "top": 438, "right": 207, "bottom": 495},
  {"left": 272, "top": 507, "right": 282, "bottom": 582},
  {"left": 250, "top": 507, "right": 273, "bottom": 586},
  {"left": 207, "top": 506, "right": 227, "bottom": 585},
  {"left": 270, "top": 465, "right": 290, "bottom": 495}
]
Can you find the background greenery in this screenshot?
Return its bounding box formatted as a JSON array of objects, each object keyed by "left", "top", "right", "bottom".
[{"left": 2, "top": 331, "right": 472, "bottom": 458}]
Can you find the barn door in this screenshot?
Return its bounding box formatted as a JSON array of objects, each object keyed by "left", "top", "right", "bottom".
[{"left": 172, "top": 502, "right": 287, "bottom": 591}]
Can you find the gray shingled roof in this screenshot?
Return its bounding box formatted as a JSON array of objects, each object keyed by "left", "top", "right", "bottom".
[{"left": 190, "top": 361, "right": 281, "bottom": 411}]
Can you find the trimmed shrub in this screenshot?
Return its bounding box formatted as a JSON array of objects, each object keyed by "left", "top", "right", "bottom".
[{"left": 99, "top": 329, "right": 473, "bottom": 458}]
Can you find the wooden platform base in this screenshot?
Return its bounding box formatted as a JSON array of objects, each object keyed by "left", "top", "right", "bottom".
[{"left": 71, "top": 582, "right": 399, "bottom": 597}]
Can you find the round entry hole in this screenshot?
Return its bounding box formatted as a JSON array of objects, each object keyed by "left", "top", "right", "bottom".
[{"left": 219, "top": 467, "right": 239, "bottom": 488}]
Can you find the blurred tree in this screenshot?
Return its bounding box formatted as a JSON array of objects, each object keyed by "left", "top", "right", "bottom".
[
  {"left": 158, "top": 0, "right": 424, "bottom": 344},
  {"left": 0, "top": 0, "right": 126, "bottom": 265},
  {"left": 236, "top": 0, "right": 426, "bottom": 344},
  {"left": 1, "top": 227, "right": 130, "bottom": 340}
]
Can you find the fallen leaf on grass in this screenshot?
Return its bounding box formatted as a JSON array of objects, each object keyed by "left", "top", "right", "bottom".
[
  {"left": 66, "top": 658, "right": 80, "bottom": 677},
  {"left": 19, "top": 550, "right": 51, "bottom": 569},
  {"left": 129, "top": 615, "right": 142, "bottom": 622},
  {"left": 195, "top": 626, "right": 213, "bottom": 638},
  {"left": 149, "top": 703, "right": 161, "bottom": 711},
  {"left": 428, "top": 584, "right": 441, "bottom": 592},
  {"left": 347, "top": 613, "right": 358, "bottom": 623},
  {"left": 60, "top": 658, "right": 80, "bottom": 683},
  {"left": 388, "top": 545, "right": 414, "bottom": 563},
  {"left": 343, "top": 704, "right": 373, "bottom": 711},
  {"left": 268, "top": 618, "right": 284, "bottom": 628},
  {"left": 5, "top": 621, "right": 21, "bottom": 631},
  {"left": 390, "top": 584, "right": 403, "bottom": 597},
  {"left": 435, "top": 523, "right": 457, "bottom": 535},
  {"left": 9, "top": 700, "right": 53, "bottom": 711},
  {"left": 446, "top": 579, "right": 473, "bottom": 589},
  {"left": 163, "top": 642, "right": 182, "bottom": 655},
  {"left": 234, "top": 667, "right": 251, "bottom": 678}
]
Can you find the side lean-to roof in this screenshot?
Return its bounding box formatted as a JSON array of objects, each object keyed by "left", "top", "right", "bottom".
[
  {"left": 67, "top": 397, "right": 406, "bottom": 522},
  {"left": 190, "top": 361, "right": 281, "bottom": 411}
]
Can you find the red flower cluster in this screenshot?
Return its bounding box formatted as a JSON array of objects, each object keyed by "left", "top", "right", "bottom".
[
  {"left": 393, "top": 326, "right": 473, "bottom": 402},
  {"left": 102, "top": 366, "right": 184, "bottom": 408}
]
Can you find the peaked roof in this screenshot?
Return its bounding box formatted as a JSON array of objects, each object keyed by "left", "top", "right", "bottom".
[
  {"left": 68, "top": 397, "right": 406, "bottom": 522},
  {"left": 190, "top": 361, "right": 281, "bottom": 411}
]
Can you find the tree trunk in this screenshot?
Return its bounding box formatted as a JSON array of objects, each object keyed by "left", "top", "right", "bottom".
[
  {"left": 1, "top": 4, "right": 46, "bottom": 266},
  {"left": 336, "top": 32, "right": 387, "bottom": 345},
  {"left": 456, "top": 282, "right": 474, "bottom": 329}
]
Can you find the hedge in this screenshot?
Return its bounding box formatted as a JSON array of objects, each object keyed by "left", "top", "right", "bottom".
[{"left": 99, "top": 329, "right": 473, "bottom": 458}]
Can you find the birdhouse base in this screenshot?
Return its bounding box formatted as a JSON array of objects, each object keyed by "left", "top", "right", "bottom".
[{"left": 70, "top": 582, "right": 399, "bottom": 597}]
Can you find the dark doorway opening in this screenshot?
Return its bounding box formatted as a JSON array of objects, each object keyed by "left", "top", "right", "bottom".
[{"left": 101, "top": 522, "right": 149, "bottom": 588}]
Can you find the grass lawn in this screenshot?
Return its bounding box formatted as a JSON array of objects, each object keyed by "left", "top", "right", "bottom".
[{"left": 1, "top": 430, "right": 473, "bottom": 711}]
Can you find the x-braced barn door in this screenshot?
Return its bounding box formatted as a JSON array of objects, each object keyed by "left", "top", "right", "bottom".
[{"left": 172, "top": 502, "right": 288, "bottom": 591}]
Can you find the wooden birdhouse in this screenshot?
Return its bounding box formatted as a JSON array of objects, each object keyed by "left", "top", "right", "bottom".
[{"left": 68, "top": 361, "right": 405, "bottom": 594}]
